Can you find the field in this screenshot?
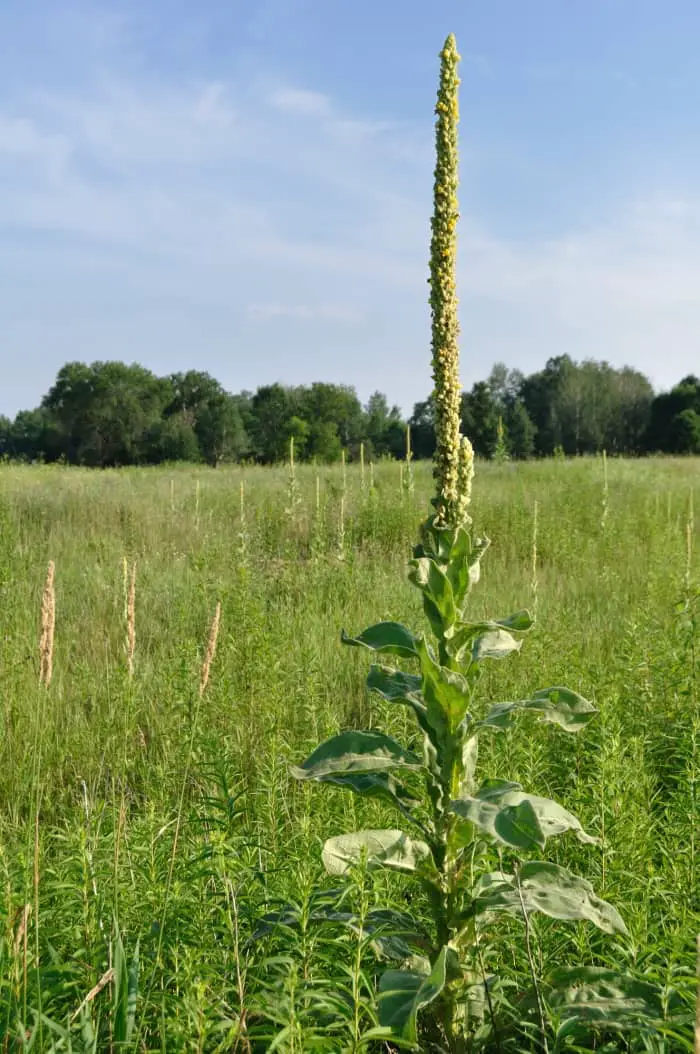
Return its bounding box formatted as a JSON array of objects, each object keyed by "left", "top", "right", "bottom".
[{"left": 0, "top": 457, "right": 697, "bottom": 1051}]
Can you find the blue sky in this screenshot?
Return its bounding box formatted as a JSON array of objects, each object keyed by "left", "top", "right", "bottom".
[{"left": 2, "top": 0, "right": 700, "bottom": 417}]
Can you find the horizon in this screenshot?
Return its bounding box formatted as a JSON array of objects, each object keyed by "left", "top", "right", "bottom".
[
  {"left": 3, "top": 1, "right": 700, "bottom": 418},
  {"left": 1, "top": 351, "right": 689, "bottom": 423}
]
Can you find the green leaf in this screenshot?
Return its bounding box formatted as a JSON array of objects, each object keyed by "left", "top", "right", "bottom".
[
  {"left": 444, "top": 526, "right": 472, "bottom": 607},
  {"left": 480, "top": 686, "right": 597, "bottom": 733},
  {"left": 545, "top": 966, "right": 664, "bottom": 1035},
  {"left": 254, "top": 903, "right": 432, "bottom": 962},
  {"left": 341, "top": 622, "right": 419, "bottom": 658},
  {"left": 366, "top": 665, "right": 433, "bottom": 740},
  {"left": 290, "top": 731, "right": 424, "bottom": 821},
  {"left": 471, "top": 628, "right": 522, "bottom": 661},
  {"left": 451, "top": 795, "right": 546, "bottom": 850},
  {"left": 494, "top": 610, "right": 534, "bottom": 632},
  {"left": 362, "top": 908, "right": 433, "bottom": 961},
  {"left": 450, "top": 780, "right": 598, "bottom": 846},
  {"left": 416, "top": 638, "right": 471, "bottom": 731},
  {"left": 408, "top": 556, "right": 457, "bottom": 638},
  {"left": 291, "top": 730, "right": 422, "bottom": 781},
  {"left": 457, "top": 734, "right": 479, "bottom": 798},
  {"left": 312, "top": 770, "right": 422, "bottom": 818},
  {"left": 447, "top": 611, "right": 533, "bottom": 662},
  {"left": 467, "top": 536, "right": 490, "bottom": 588},
  {"left": 113, "top": 924, "right": 139, "bottom": 1044},
  {"left": 378, "top": 945, "right": 457, "bottom": 1044},
  {"left": 471, "top": 862, "right": 627, "bottom": 935},
  {"left": 321, "top": 829, "right": 433, "bottom": 877}
]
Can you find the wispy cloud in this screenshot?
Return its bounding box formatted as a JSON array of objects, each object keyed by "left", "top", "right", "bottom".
[
  {"left": 0, "top": 3, "right": 699, "bottom": 418},
  {"left": 247, "top": 302, "right": 364, "bottom": 323}
]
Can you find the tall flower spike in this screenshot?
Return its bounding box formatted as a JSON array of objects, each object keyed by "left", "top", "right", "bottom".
[{"left": 429, "top": 33, "right": 464, "bottom": 529}]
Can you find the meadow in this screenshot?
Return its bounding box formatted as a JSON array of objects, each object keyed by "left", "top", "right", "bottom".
[{"left": 0, "top": 456, "right": 697, "bottom": 1052}]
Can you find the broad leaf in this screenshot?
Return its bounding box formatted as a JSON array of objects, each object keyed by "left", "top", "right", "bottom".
[
  {"left": 322, "top": 829, "right": 433, "bottom": 877},
  {"left": 378, "top": 945, "right": 457, "bottom": 1044},
  {"left": 291, "top": 730, "right": 422, "bottom": 780},
  {"left": 291, "top": 731, "right": 424, "bottom": 820},
  {"left": 545, "top": 966, "right": 664, "bottom": 1036},
  {"left": 450, "top": 780, "right": 597, "bottom": 845},
  {"left": 309, "top": 771, "right": 422, "bottom": 822},
  {"left": 452, "top": 796, "right": 546, "bottom": 850},
  {"left": 471, "top": 862, "right": 627, "bottom": 935},
  {"left": 366, "top": 664, "right": 432, "bottom": 739},
  {"left": 362, "top": 908, "right": 433, "bottom": 961},
  {"left": 447, "top": 611, "right": 533, "bottom": 662},
  {"left": 341, "top": 622, "right": 418, "bottom": 658},
  {"left": 480, "top": 687, "right": 597, "bottom": 733},
  {"left": 471, "top": 629, "right": 522, "bottom": 662}
]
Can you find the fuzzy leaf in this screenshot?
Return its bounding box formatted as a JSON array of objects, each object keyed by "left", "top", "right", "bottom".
[
  {"left": 378, "top": 945, "right": 457, "bottom": 1044},
  {"left": 322, "top": 829, "right": 433, "bottom": 877},
  {"left": 457, "top": 735, "right": 479, "bottom": 798},
  {"left": 341, "top": 622, "right": 419, "bottom": 658},
  {"left": 416, "top": 638, "right": 471, "bottom": 731},
  {"left": 545, "top": 966, "right": 665, "bottom": 1037},
  {"left": 451, "top": 795, "right": 546, "bottom": 850},
  {"left": 312, "top": 772, "right": 422, "bottom": 820},
  {"left": 480, "top": 687, "right": 597, "bottom": 733},
  {"left": 366, "top": 665, "right": 432, "bottom": 739},
  {"left": 471, "top": 629, "right": 522, "bottom": 661},
  {"left": 447, "top": 611, "right": 533, "bottom": 661},
  {"left": 451, "top": 780, "right": 598, "bottom": 845},
  {"left": 291, "top": 730, "right": 422, "bottom": 780},
  {"left": 409, "top": 556, "right": 457, "bottom": 638},
  {"left": 444, "top": 526, "right": 473, "bottom": 606},
  {"left": 472, "top": 862, "right": 627, "bottom": 935}
]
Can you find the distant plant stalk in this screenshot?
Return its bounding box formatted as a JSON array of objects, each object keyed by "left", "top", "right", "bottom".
[
  {"left": 39, "top": 560, "right": 56, "bottom": 687},
  {"left": 199, "top": 601, "right": 222, "bottom": 698},
  {"left": 429, "top": 35, "right": 473, "bottom": 529},
  {"left": 126, "top": 561, "right": 136, "bottom": 678}
]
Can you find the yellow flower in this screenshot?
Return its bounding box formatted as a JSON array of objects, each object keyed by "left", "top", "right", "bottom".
[{"left": 429, "top": 33, "right": 473, "bottom": 530}]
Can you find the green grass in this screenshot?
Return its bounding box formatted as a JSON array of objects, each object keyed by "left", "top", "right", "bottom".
[{"left": 0, "top": 457, "right": 697, "bottom": 1051}]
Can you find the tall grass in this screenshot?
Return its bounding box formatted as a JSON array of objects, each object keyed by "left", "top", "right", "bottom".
[{"left": 0, "top": 457, "right": 697, "bottom": 1050}]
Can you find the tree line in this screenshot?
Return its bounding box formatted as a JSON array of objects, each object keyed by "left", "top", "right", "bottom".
[{"left": 1, "top": 356, "right": 699, "bottom": 468}]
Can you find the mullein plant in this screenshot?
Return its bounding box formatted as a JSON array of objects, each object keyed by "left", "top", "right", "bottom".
[{"left": 292, "top": 34, "right": 636, "bottom": 1052}]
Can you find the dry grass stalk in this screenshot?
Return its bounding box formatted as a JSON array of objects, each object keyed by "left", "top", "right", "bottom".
[
  {"left": 126, "top": 561, "right": 136, "bottom": 678},
  {"left": 13, "top": 903, "right": 31, "bottom": 957},
  {"left": 70, "top": 967, "right": 115, "bottom": 1022},
  {"left": 199, "top": 601, "right": 222, "bottom": 698},
  {"left": 39, "top": 560, "right": 56, "bottom": 687}
]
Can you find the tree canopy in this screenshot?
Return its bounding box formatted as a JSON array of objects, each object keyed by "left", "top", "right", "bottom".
[{"left": 1, "top": 357, "right": 698, "bottom": 467}]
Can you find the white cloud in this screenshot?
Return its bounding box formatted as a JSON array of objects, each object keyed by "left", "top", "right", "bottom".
[
  {"left": 1, "top": 13, "right": 700, "bottom": 417},
  {"left": 269, "top": 86, "right": 331, "bottom": 117}
]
